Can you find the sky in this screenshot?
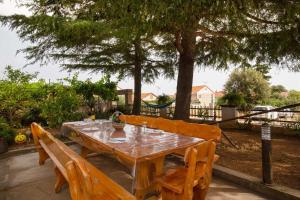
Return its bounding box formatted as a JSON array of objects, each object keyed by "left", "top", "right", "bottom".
[{"left": 1, "top": 0, "right": 300, "bottom": 95}]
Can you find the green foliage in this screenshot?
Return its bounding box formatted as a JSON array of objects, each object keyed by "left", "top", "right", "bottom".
[
  {"left": 157, "top": 94, "right": 172, "bottom": 105},
  {"left": 0, "top": 66, "right": 119, "bottom": 128},
  {"left": 0, "top": 117, "right": 16, "bottom": 144},
  {"left": 21, "top": 107, "right": 46, "bottom": 126},
  {"left": 0, "top": 66, "right": 41, "bottom": 127},
  {"left": 3, "top": 65, "right": 38, "bottom": 83},
  {"left": 286, "top": 90, "right": 300, "bottom": 106},
  {"left": 271, "top": 85, "right": 287, "bottom": 94},
  {"left": 224, "top": 68, "right": 270, "bottom": 110},
  {"left": 66, "top": 74, "right": 118, "bottom": 113},
  {"left": 242, "top": 63, "right": 271, "bottom": 81},
  {"left": 40, "top": 84, "right": 82, "bottom": 128},
  {"left": 197, "top": 108, "right": 209, "bottom": 121},
  {"left": 220, "top": 93, "right": 246, "bottom": 107},
  {"left": 0, "top": 117, "right": 9, "bottom": 131},
  {"left": 2, "top": 0, "right": 300, "bottom": 119},
  {"left": 95, "top": 105, "right": 132, "bottom": 120},
  {"left": 115, "top": 105, "right": 132, "bottom": 115}
]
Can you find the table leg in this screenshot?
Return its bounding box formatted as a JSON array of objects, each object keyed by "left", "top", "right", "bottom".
[
  {"left": 132, "top": 161, "right": 149, "bottom": 200},
  {"left": 132, "top": 156, "right": 165, "bottom": 200}
]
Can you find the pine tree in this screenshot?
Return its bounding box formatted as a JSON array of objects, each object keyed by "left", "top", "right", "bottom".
[
  {"left": 2, "top": 0, "right": 300, "bottom": 119},
  {"left": 1, "top": 2, "right": 176, "bottom": 115}
]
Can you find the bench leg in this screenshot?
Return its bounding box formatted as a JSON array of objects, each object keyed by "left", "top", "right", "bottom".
[
  {"left": 38, "top": 149, "right": 49, "bottom": 165},
  {"left": 54, "top": 167, "right": 66, "bottom": 193}
]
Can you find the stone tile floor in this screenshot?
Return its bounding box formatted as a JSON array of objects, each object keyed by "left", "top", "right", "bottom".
[{"left": 0, "top": 146, "right": 270, "bottom": 200}]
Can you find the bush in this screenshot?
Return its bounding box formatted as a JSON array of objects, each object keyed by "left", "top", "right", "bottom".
[
  {"left": 221, "top": 93, "right": 246, "bottom": 108},
  {"left": 21, "top": 107, "right": 47, "bottom": 126},
  {"left": 157, "top": 94, "right": 172, "bottom": 105},
  {"left": 0, "top": 117, "right": 16, "bottom": 144},
  {"left": 40, "top": 85, "right": 82, "bottom": 128}
]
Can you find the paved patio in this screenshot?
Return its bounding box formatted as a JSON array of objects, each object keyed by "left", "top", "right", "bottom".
[{"left": 0, "top": 146, "right": 269, "bottom": 200}]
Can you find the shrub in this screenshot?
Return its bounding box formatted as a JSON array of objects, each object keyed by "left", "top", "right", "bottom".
[
  {"left": 0, "top": 117, "right": 16, "bottom": 144},
  {"left": 21, "top": 107, "right": 47, "bottom": 126},
  {"left": 157, "top": 94, "right": 172, "bottom": 105},
  {"left": 40, "top": 84, "right": 82, "bottom": 128}
]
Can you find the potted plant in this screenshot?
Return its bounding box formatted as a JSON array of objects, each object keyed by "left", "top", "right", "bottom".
[
  {"left": 220, "top": 93, "right": 245, "bottom": 128},
  {"left": 157, "top": 94, "right": 173, "bottom": 117},
  {"left": 111, "top": 111, "right": 125, "bottom": 130}
]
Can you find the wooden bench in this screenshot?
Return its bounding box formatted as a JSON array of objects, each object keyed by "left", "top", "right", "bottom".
[{"left": 31, "top": 122, "right": 135, "bottom": 200}]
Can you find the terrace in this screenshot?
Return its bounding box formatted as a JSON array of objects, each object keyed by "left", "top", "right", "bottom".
[
  {"left": 1, "top": 1, "right": 300, "bottom": 199},
  {"left": 1, "top": 145, "right": 267, "bottom": 200}
]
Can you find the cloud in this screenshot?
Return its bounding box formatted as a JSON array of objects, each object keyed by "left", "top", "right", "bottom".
[{"left": 0, "top": 0, "right": 31, "bottom": 16}]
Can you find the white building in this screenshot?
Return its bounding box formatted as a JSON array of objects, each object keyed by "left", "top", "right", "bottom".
[
  {"left": 191, "top": 85, "right": 215, "bottom": 107},
  {"left": 141, "top": 93, "right": 157, "bottom": 102}
]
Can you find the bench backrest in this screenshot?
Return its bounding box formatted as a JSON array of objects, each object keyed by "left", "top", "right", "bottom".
[
  {"left": 176, "top": 122, "right": 221, "bottom": 142},
  {"left": 120, "top": 115, "right": 221, "bottom": 142},
  {"left": 156, "top": 117, "right": 178, "bottom": 133},
  {"left": 31, "top": 123, "right": 135, "bottom": 200}
]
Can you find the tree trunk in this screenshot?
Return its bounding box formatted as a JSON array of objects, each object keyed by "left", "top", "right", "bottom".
[
  {"left": 132, "top": 39, "right": 142, "bottom": 115},
  {"left": 174, "top": 29, "right": 196, "bottom": 120}
]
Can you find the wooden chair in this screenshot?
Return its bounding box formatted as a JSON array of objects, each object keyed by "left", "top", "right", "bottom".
[
  {"left": 156, "top": 117, "right": 178, "bottom": 133},
  {"left": 31, "top": 123, "right": 135, "bottom": 200},
  {"left": 156, "top": 140, "right": 216, "bottom": 200}
]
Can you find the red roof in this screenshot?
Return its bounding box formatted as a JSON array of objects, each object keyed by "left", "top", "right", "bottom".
[
  {"left": 215, "top": 91, "right": 225, "bottom": 98},
  {"left": 191, "top": 85, "right": 206, "bottom": 93},
  {"left": 141, "top": 93, "right": 157, "bottom": 99},
  {"left": 192, "top": 85, "right": 214, "bottom": 93}
]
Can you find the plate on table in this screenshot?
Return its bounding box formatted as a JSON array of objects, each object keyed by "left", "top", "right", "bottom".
[{"left": 82, "top": 127, "right": 99, "bottom": 131}]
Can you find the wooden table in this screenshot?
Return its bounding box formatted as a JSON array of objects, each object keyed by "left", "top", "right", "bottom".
[{"left": 62, "top": 120, "right": 203, "bottom": 199}]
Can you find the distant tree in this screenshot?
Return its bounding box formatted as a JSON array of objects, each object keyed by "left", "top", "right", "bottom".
[
  {"left": 271, "top": 85, "right": 287, "bottom": 94},
  {"left": 224, "top": 68, "right": 270, "bottom": 110},
  {"left": 264, "top": 85, "right": 287, "bottom": 107},
  {"left": 286, "top": 90, "right": 300, "bottom": 106},
  {"left": 241, "top": 63, "right": 271, "bottom": 81},
  {"left": 3, "top": 65, "right": 38, "bottom": 83}
]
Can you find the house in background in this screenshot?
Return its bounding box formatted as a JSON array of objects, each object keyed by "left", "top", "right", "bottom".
[
  {"left": 215, "top": 90, "right": 224, "bottom": 100},
  {"left": 191, "top": 85, "right": 215, "bottom": 107},
  {"left": 141, "top": 93, "right": 157, "bottom": 102}
]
